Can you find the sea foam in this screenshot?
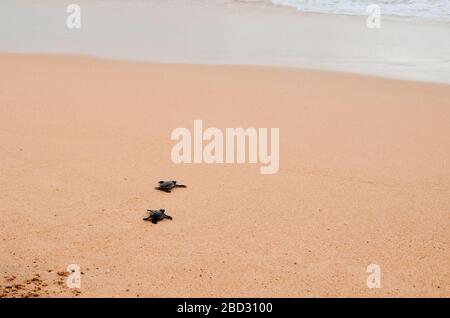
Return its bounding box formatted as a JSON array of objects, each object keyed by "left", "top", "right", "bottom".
[{"left": 260, "top": 0, "right": 450, "bottom": 22}]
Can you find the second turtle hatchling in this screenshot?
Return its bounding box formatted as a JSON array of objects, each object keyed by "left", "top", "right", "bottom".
[{"left": 143, "top": 209, "right": 173, "bottom": 224}]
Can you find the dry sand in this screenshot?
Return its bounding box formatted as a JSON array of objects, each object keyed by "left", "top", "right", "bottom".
[{"left": 0, "top": 53, "right": 449, "bottom": 297}]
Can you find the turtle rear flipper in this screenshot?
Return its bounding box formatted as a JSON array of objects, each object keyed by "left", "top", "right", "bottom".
[{"left": 151, "top": 218, "right": 158, "bottom": 224}]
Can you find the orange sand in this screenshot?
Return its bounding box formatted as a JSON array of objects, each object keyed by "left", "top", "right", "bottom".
[{"left": 0, "top": 54, "right": 449, "bottom": 297}]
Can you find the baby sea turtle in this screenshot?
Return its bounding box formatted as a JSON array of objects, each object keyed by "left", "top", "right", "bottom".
[
  {"left": 143, "top": 209, "right": 173, "bottom": 224},
  {"left": 155, "top": 180, "right": 187, "bottom": 193}
]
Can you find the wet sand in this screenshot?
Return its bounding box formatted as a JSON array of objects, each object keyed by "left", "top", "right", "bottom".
[
  {"left": 1, "top": 0, "right": 450, "bottom": 84},
  {"left": 0, "top": 54, "right": 449, "bottom": 297}
]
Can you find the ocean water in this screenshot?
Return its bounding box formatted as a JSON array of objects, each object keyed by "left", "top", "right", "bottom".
[{"left": 268, "top": 0, "right": 450, "bottom": 22}]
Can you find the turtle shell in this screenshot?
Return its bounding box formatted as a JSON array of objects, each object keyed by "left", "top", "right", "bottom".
[
  {"left": 159, "top": 181, "right": 175, "bottom": 189},
  {"left": 152, "top": 210, "right": 166, "bottom": 219}
]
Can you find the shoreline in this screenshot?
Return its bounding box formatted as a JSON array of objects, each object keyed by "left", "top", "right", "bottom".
[{"left": 3, "top": 51, "right": 450, "bottom": 87}]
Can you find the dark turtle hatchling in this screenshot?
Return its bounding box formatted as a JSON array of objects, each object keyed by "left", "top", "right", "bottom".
[
  {"left": 143, "top": 209, "right": 173, "bottom": 224},
  {"left": 155, "top": 180, "right": 187, "bottom": 193}
]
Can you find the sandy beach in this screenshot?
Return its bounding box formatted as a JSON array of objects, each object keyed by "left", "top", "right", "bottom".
[{"left": 0, "top": 53, "right": 449, "bottom": 297}]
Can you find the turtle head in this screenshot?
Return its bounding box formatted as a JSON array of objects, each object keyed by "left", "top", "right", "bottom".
[
  {"left": 172, "top": 180, "right": 177, "bottom": 185},
  {"left": 160, "top": 209, "right": 165, "bottom": 213}
]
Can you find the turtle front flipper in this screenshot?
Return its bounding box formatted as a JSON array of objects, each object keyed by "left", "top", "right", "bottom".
[
  {"left": 164, "top": 215, "right": 173, "bottom": 220},
  {"left": 175, "top": 184, "right": 187, "bottom": 188}
]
